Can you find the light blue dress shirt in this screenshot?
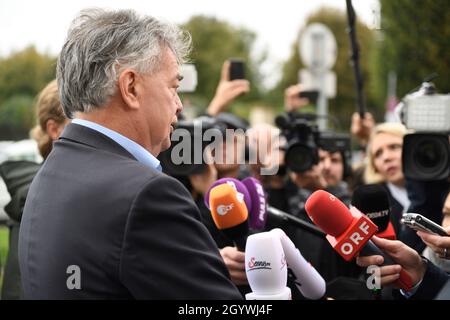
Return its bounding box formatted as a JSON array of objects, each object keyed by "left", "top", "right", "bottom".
[{"left": 72, "top": 119, "right": 162, "bottom": 172}]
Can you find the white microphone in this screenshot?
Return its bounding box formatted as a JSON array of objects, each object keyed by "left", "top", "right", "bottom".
[
  {"left": 270, "top": 228, "right": 326, "bottom": 300},
  {"left": 245, "top": 232, "right": 291, "bottom": 300}
]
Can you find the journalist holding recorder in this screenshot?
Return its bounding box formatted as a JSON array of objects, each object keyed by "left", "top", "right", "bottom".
[{"left": 18, "top": 8, "right": 242, "bottom": 299}]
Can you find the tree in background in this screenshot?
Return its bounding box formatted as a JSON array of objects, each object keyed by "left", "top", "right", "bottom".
[
  {"left": 181, "top": 15, "right": 265, "bottom": 117},
  {"left": 371, "top": 0, "right": 450, "bottom": 106},
  {"left": 268, "top": 7, "right": 375, "bottom": 131},
  {"left": 0, "top": 46, "right": 56, "bottom": 139}
]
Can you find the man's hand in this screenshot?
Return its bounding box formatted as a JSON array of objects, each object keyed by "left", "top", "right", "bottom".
[
  {"left": 284, "top": 84, "right": 310, "bottom": 112},
  {"left": 351, "top": 112, "right": 375, "bottom": 147},
  {"left": 356, "top": 236, "right": 427, "bottom": 289},
  {"left": 207, "top": 61, "right": 250, "bottom": 116},
  {"left": 220, "top": 246, "right": 248, "bottom": 286},
  {"left": 417, "top": 227, "right": 450, "bottom": 260}
]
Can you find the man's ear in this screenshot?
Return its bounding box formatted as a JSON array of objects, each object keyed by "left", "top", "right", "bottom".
[{"left": 118, "top": 69, "right": 140, "bottom": 110}]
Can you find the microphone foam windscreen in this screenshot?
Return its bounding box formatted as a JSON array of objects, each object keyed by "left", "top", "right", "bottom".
[
  {"left": 351, "top": 184, "right": 391, "bottom": 232},
  {"left": 209, "top": 183, "right": 248, "bottom": 230},
  {"left": 242, "top": 177, "right": 267, "bottom": 230},
  {"left": 304, "top": 190, "right": 354, "bottom": 237},
  {"left": 204, "top": 178, "right": 251, "bottom": 212}
]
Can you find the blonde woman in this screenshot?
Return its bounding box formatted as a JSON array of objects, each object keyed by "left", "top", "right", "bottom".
[{"left": 364, "top": 122, "right": 409, "bottom": 233}]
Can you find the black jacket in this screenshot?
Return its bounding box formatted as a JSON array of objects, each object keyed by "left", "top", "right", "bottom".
[
  {"left": 0, "top": 160, "right": 40, "bottom": 300},
  {"left": 18, "top": 123, "right": 242, "bottom": 299}
]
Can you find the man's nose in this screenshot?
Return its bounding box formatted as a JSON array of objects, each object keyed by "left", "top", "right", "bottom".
[{"left": 175, "top": 94, "right": 183, "bottom": 114}]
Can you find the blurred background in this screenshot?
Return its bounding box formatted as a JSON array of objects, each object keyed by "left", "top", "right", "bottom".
[{"left": 0, "top": 0, "right": 449, "bottom": 287}]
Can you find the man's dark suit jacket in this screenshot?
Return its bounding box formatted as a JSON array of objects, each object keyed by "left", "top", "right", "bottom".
[{"left": 18, "top": 123, "right": 242, "bottom": 299}]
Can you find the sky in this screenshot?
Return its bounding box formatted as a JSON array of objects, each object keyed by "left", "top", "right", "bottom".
[{"left": 0, "top": 0, "right": 379, "bottom": 88}]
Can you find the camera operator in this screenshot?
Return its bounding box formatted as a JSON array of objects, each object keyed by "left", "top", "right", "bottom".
[{"left": 319, "top": 148, "right": 352, "bottom": 205}]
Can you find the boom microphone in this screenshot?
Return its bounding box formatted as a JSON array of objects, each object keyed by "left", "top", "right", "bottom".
[
  {"left": 305, "top": 190, "right": 412, "bottom": 292},
  {"left": 351, "top": 184, "right": 396, "bottom": 240}
]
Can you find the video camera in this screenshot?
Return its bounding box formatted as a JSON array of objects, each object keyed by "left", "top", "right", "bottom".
[
  {"left": 158, "top": 113, "right": 249, "bottom": 177},
  {"left": 158, "top": 116, "right": 226, "bottom": 176},
  {"left": 396, "top": 81, "right": 450, "bottom": 181},
  {"left": 275, "top": 112, "right": 351, "bottom": 173}
]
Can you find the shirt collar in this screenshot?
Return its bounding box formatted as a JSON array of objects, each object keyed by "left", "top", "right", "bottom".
[{"left": 72, "top": 118, "right": 161, "bottom": 171}]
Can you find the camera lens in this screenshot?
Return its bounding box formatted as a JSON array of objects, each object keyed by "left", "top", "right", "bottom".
[
  {"left": 403, "top": 133, "right": 450, "bottom": 181},
  {"left": 414, "top": 138, "right": 445, "bottom": 169},
  {"left": 285, "top": 143, "right": 317, "bottom": 173}
]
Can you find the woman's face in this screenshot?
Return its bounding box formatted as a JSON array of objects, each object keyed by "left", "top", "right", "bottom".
[{"left": 371, "top": 132, "right": 404, "bottom": 185}]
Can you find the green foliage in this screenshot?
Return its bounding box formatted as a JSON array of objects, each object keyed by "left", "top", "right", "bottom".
[
  {"left": 182, "top": 16, "right": 265, "bottom": 112},
  {"left": 0, "top": 226, "right": 8, "bottom": 289},
  {"left": 372, "top": 0, "right": 450, "bottom": 104},
  {"left": 0, "top": 46, "right": 56, "bottom": 106},
  {"left": 0, "top": 46, "right": 56, "bottom": 140},
  {"left": 269, "top": 7, "right": 376, "bottom": 130},
  {"left": 0, "top": 95, "right": 35, "bottom": 139}
]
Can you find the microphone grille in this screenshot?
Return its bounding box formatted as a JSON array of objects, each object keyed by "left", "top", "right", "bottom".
[
  {"left": 351, "top": 184, "right": 391, "bottom": 232},
  {"left": 209, "top": 183, "right": 248, "bottom": 230},
  {"left": 305, "top": 190, "right": 354, "bottom": 237},
  {"left": 351, "top": 184, "right": 390, "bottom": 213}
]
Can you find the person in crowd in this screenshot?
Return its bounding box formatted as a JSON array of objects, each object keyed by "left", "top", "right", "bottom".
[
  {"left": 364, "top": 122, "right": 409, "bottom": 233},
  {"left": 18, "top": 8, "right": 242, "bottom": 299},
  {"left": 319, "top": 148, "right": 351, "bottom": 205},
  {"left": 0, "top": 79, "right": 68, "bottom": 299}
]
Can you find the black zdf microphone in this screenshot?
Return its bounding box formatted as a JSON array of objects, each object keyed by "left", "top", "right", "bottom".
[{"left": 351, "top": 184, "right": 396, "bottom": 240}]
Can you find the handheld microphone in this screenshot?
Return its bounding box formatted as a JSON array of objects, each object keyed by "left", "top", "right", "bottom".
[
  {"left": 241, "top": 177, "right": 268, "bottom": 230},
  {"left": 351, "top": 184, "right": 396, "bottom": 240},
  {"left": 207, "top": 177, "right": 324, "bottom": 237},
  {"left": 305, "top": 190, "right": 413, "bottom": 292},
  {"left": 245, "top": 232, "right": 291, "bottom": 300},
  {"left": 267, "top": 206, "right": 326, "bottom": 237},
  {"left": 209, "top": 183, "right": 249, "bottom": 251},
  {"left": 205, "top": 177, "right": 267, "bottom": 230},
  {"left": 270, "top": 228, "right": 326, "bottom": 299}
]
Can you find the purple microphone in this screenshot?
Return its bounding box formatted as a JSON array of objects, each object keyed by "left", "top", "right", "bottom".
[
  {"left": 242, "top": 177, "right": 267, "bottom": 230},
  {"left": 204, "top": 177, "right": 267, "bottom": 230}
]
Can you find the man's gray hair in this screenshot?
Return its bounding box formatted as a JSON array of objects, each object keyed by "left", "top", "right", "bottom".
[{"left": 56, "top": 8, "right": 191, "bottom": 118}]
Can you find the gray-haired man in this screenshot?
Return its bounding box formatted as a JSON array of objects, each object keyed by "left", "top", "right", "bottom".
[{"left": 19, "top": 8, "right": 242, "bottom": 299}]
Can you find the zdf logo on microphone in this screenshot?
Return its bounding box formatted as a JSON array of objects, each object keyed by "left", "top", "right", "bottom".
[{"left": 217, "top": 203, "right": 234, "bottom": 216}]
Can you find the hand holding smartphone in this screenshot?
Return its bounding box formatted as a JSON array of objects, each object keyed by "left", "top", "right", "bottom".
[
  {"left": 298, "top": 90, "right": 319, "bottom": 104},
  {"left": 401, "top": 213, "right": 449, "bottom": 236},
  {"left": 228, "top": 58, "right": 245, "bottom": 80}
]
